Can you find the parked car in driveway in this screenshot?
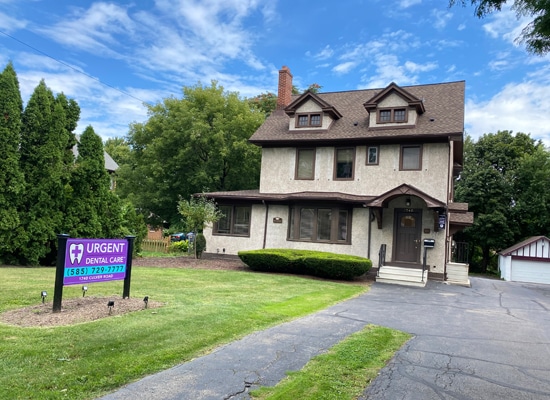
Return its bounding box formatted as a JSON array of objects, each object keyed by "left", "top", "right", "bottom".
[{"left": 170, "top": 233, "right": 186, "bottom": 242}]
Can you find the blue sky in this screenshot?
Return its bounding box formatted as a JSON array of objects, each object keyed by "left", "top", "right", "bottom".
[{"left": 1, "top": 0, "right": 549, "bottom": 146}]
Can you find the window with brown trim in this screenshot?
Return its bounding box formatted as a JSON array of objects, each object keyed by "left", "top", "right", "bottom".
[
  {"left": 214, "top": 205, "right": 251, "bottom": 236},
  {"left": 295, "top": 148, "right": 315, "bottom": 180},
  {"left": 288, "top": 205, "right": 351, "bottom": 243},
  {"left": 366, "top": 145, "right": 379, "bottom": 165},
  {"left": 295, "top": 113, "right": 322, "bottom": 128},
  {"left": 334, "top": 147, "right": 355, "bottom": 180},
  {"left": 377, "top": 108, "right": 408, "bottom": 123},
  {"left": 400, "top": 145, "right": 422, "bottom": 170}
]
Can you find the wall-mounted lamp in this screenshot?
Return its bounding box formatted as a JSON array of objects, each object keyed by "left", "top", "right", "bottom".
[
  {"left": 406, "top": 197, "right": 411, "bottom": 207},
  {"left": 82, "top": 286, "right": 88, "bottom": 297},
  {"left": 107, "top": 300, "right": 115, "bottom": 314},
  {"left": 143, "top": 296, "right": 149, "bottom": 309},
  {"left": 41, "top": 291, "right": 47, "bottom": 304}
]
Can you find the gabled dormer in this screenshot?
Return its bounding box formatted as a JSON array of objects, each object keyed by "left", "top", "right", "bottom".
[
  {"left": 284, "top": 91, "right": 342, "bottom": 131},
  {"left": 363, "top": 82, "right": 425, "bottom": 129}
]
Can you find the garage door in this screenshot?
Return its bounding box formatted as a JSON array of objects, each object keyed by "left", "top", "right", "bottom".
[{"left": 511, "top": 260, "right": 550, "bottom": 284}]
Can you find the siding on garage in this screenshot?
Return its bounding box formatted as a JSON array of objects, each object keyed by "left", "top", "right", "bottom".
[{"left": 499, "top": 236, "right": 550, "bottom": 284}]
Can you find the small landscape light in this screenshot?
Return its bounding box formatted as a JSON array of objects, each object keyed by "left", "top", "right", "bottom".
[
  {"left": 82, "top": 286, "right": 88, "bottom": 297},
  {"left": 143, "top": 296, "right": 149, "bottom": 309},
  {"left": 107, "top": 300, "right": 115, "bottom": 314},
  {"left": 41, "top": 291, "right": 47, "bottom": 304}
]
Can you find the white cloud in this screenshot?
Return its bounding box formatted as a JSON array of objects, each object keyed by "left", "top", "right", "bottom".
[
  {"left": 332, "top": 61, "right": 356, "bottom": 75},
  {"left": 0, "top": 11, "right": 27, "bottom": 31},
  {"left": 361, "top": 54, "right": 420, "bottom": 88},
  {"left": 466, "top": 80, "right": 550, "bottom": 147},
  {"left": 482, "top": 5, "right": 531, "bottom": 47},
  {"left": 405, "top": 60, "right": 437, "bottom": 73},
  {"left": 431, "top": 9, "right": 452, "bottom": 30},
  {"left": 312, "top": 45, "right": 334, "bottom": 61},
  {"left": 35, "top": 3, "right": 135, "bottom": 58},
  {"left": 488, "top": 60, "right": 509, "bottom": 71},
  {"left": 399, "top": 0, "right": 421, "bottom": 8}
]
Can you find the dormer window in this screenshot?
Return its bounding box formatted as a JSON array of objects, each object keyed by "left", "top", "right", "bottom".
[
  {"left": 377, "top": 108, "right": 408, "bottom": 124},
  {"left": 296, "top": 113, "right": 322, "bottom": 128}
]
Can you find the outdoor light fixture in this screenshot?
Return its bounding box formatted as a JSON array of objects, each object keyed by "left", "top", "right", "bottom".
[
  {"left": 223, "top": 248, "right": 225, "bottom": 254},
  {"left": 41, "top": 291, "right": 47, "bottom": 304},
  {"left": 143, "top": 296, "right": 149, "bottom": 309},
  {"left": 82, "top": 286, "right": 88, "bottom": 297},
  {"left": 406, "top": 197, "right": 411, "bottom": 207},
  {"left": 107, "top": 300, "right": 115, "bottom": 314}
]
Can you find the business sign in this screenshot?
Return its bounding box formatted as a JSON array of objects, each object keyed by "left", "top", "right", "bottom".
[{"left": 63, "top": 238, "right": 128, "bottom": 285}]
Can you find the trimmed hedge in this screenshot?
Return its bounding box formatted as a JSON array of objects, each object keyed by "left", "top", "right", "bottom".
[{"left": 238, "top": 249, "right": 372, "bottom": 281}]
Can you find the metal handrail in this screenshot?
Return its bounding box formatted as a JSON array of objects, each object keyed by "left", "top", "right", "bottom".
[{"left": 378, "top": 244, "right": 386, "bottom": 277}]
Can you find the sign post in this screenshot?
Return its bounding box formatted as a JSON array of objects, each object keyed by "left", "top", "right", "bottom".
[
  {"left": 123, "top": 236, "right": 135, "bottom": 299},
  {"left": 53, "top": 234, "right": 70, "bottom": 313}
]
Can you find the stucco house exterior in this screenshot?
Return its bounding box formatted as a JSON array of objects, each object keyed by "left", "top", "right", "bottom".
[{"left": 202, "top": 66, "right": 473, "bottom": 285}]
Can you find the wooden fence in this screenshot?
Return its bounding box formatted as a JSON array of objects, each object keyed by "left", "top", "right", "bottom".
[{"left": 141, "top": 238, "right": 171, "bottom": 254}]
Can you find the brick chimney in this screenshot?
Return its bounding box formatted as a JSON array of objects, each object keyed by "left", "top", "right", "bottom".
[{"left": 277, "top": 66, "right": 293, "bottom": 109}]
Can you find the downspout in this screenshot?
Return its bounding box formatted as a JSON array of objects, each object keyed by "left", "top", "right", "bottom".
[
  {"left": 262, "top": 200, "right": 269, "bottom": 249},
  {"left": 444, "top": 138, "right": 453, "bottom": 279},
  {"left": 367, "top": 207, "right": 372, "bottom": 259}
]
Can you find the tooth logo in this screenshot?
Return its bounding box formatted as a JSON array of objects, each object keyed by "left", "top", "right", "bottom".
[{"left": 69, "top": 243, "right": 84, "bottom": 265}]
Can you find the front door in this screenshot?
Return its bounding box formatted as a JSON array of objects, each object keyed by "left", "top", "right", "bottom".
[{"left": 394, "top": 209, "right": 422, "bottom": 263}]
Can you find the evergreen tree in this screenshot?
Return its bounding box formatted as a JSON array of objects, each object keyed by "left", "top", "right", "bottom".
[
  {"left": 0, "top": 62, "right": 25, "bottom": 261},
  {"left": 65, "top": 126, "right": 122, "bottom": 238},
  {"left": 19, "top": 81, "right": 69, "bottom": 264}
]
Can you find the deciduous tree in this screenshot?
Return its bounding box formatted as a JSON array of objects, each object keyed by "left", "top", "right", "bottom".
[
  {"left": 455, "top": 130, "right": 547, "bottom": 272},
  {"left": 177, "top": 195, "right": 223, "bottom": 258},
  {"left": 118, "top": 81, "right": 263, "bottom": 226}
]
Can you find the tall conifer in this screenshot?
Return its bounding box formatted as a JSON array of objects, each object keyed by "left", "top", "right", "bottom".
[
  {"left": 0, "top": 62, "right": 25, "bottom": 260},
  {"left": 19, "top": 81, "right": 67, "bottom": 264}
]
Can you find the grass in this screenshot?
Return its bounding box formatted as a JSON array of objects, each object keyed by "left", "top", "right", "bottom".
[
  {"left": 0, "top": 266, "right": 368, "bottom": 399},
  {"left": 251, "top": 325, "right": 410, "bottom": 400}
]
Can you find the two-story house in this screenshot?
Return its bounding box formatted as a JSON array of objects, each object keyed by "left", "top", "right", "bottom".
[{"left": 202, "top": 66, "right": 473, "bottom": 285}]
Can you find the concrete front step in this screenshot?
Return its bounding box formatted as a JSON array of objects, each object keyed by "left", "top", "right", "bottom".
[{"left": 376, "top": 266, "right": 428, "bottom": 287}]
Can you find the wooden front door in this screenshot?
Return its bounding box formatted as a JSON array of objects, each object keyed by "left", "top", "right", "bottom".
[{"left": 394, "top": 209, "right": 422, "bottom": 263}]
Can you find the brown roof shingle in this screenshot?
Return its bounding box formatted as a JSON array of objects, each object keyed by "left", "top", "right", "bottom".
[{"left": 250, "top": 81, "right": 465, "bottom": 145}]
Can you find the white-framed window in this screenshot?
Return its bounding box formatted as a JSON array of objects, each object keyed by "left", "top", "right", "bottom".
[{"left": 367, "top": 145, "right": 379, "bottom": 165}]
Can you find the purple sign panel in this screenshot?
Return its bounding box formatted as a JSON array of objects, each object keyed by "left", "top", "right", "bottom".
[{"left": 64, "top": 238, "right": 128, "bottom": 286}]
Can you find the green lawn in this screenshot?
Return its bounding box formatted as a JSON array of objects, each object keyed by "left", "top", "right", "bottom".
[
  {"left": 0, "top": 266, "right": 368, "bottom": 399},
  {"left": 252, "top": 325, "right": 410, "bottom": 400}
]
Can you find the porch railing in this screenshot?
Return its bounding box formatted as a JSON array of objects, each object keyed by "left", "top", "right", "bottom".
[
  {"left": 377, "top": 244, "right": 386, "bottom": 277},
  {"left": 452, "top": 241, "right": 469, "bottom": 264}
]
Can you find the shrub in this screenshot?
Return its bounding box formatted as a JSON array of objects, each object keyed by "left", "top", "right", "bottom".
[
  {"left": 301, "top": 253, "right": 372, "bottom": 280},
  {"left": 170, "top": 240, "right": 189, "bottom": 253},
  {"left": 195, "top": 233, "right": 207, "bottom": 258},
  {"left": 238, "top": 249, "right": 371, "bottom": 280},
  {"left": 238, "top": 249, "right": 307, "bottom": 274}
]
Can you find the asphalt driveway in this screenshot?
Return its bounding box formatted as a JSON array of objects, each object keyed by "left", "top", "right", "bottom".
[
  {"left": 357, "top": 278, "right": 550, "bottom": 399},
  {"left": 100, "top": 277, "right": 550, "bottom": 400}
]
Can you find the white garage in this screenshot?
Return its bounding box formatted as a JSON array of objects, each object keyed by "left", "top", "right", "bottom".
[{"left": 499, "top": 236, "right": 550, "bottom": 285}]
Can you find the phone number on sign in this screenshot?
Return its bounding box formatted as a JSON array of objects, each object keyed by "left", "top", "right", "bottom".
[{"left": 65, "top": 265, "right": 125, "bottom": 277}]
